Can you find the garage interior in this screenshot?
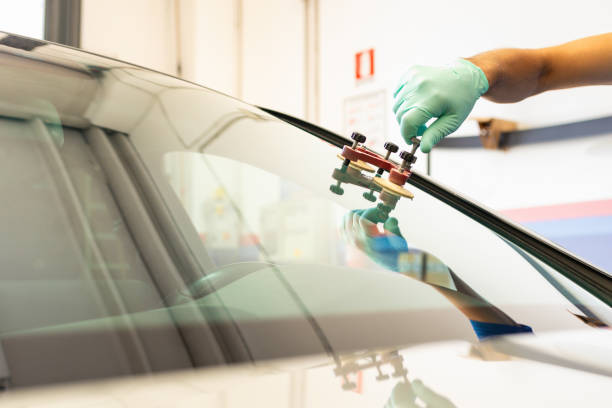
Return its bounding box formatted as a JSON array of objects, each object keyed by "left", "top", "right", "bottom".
[
  {"left": 4, "top": 0, "right": 610, "bottom": 271},
  {"left": 0, "top": 1, "right": 610, "bottom": 405}
]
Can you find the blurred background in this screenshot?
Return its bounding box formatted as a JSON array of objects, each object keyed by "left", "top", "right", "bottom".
[{"left": 3, "top": 0, "right": 612, "bottom": 271}]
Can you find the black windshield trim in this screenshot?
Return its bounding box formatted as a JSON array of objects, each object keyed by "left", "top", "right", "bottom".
[{"left": 260, "top": 107, "right": 612, "bottom": 307}]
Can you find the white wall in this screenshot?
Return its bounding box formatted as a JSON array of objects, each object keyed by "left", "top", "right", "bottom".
[
  {"left": 81, "top": 0, "right": 240, "bottom": 96},
  {"left": 240, "top": 0, "right": 305, "bottom": 117},
  {"left": 81, "top": 0, "right": 177, "bottom": 74},
  {"left": 0, "top": 0, "right": 44, "bottom": 39},
  {"left": 83, "top": 0, "right": 305, "bottom": 119},
  {"left": 177, "top": 0, "right": 238, "bottom": 96}
]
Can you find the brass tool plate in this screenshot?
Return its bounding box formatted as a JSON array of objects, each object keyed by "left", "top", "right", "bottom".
[{"left": 373, "top": 177, "right": 414, "bottom": 199}]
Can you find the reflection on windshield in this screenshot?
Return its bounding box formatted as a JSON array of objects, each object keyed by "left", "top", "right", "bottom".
[
  {"left": 334, "top": 348, "right": 458, "bottom": 407},
  {"left": 343, "top": 206, "right": 534, "bottom": 341},
  {"left": 164, "top": 152, "right": 537, "bottom": 344},
  {"left": 162, "top": 138, "right": 611, "bottom": 350}
]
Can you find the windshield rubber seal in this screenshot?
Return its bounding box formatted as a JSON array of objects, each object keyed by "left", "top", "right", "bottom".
[{"left": 260, "top": 107, "right": 612, "bottom": 307}]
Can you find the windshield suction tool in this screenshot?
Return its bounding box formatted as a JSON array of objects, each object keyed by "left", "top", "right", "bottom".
[
  {"left": 330, "top": 132, "right": 376, "bottom": 196},
  {"left": 330, "top": 132, "right": 419, "bottom": 215},
  {"left": 362, "top": 141, "right": 400, "bottom": 202}
]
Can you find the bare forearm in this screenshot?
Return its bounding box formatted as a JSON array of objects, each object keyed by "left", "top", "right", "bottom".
[
  {"left": 466, "top": 33, "right": 612, "bottom": 103},
  {"left": 466, "top": 48, "right": 544, "bottom": 102}
]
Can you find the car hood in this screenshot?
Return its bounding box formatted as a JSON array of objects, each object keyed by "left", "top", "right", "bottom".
[{"left": 2, "top": 329, "right": 610, "bottom": 407}]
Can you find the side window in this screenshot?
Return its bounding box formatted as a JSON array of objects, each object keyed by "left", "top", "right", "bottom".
[{"left": 0, "top": 119, "right": 161, "bottom": 335}]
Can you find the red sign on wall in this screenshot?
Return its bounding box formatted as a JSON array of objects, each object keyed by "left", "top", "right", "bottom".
[{"left": 355, "top": 48, "right": 375, "bottom": 81}]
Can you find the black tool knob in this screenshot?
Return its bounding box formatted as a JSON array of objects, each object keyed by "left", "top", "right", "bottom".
[
  {"left": 351, "top": 132, "right": 366, "bottom": 144},
  {"left": 399, "top": 150, "right": 417, "bottom": 169},
  {"left": 384, "top": 142, "right": 399, "bottom": 153},
  {"left": 377, "top": 141, "right": 400, "bottom": 175}
]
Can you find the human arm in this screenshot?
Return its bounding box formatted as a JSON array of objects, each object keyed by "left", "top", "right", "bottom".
[
  {"left": 469, "top": 33, "right": 612, "bottom": 102},
  {"left": 394, "top": 32, "right": 612, "bottom": 152}
]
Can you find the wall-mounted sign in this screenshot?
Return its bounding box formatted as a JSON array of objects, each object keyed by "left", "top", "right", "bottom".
[
  {"left": 355, "top": 48, "right": 375, "bottom": 81},
  {"left": 343, "top": 90, "right": 386, "bottom": 146}
]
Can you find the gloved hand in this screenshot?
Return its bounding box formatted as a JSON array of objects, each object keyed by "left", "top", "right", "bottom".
[
  {"left": 342, "top": 207, "right": 408, "bottom": 272},
  {"left": 393, "top": 59, "right": 489, "bottom": 153}
]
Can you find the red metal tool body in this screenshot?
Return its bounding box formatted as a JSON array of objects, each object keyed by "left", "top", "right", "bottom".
[{"left": 342, "top": 146, "right": 411, "bottom": 186}]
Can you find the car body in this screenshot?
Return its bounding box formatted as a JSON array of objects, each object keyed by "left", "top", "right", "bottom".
[{"left": 0, "top": 33, "right": 610, "bottom": 406}]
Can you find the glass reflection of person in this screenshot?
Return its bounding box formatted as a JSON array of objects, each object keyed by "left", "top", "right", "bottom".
[
  {"left": 343, "top": 208, "right": 532, "bottom": 340},
  {"left": 385, "top": 380, "right": 457, "bottom": 408}
]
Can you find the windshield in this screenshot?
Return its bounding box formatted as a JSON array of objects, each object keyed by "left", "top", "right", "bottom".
[
  {"left": 0, "top": 36, "right": 609, "bottom": 390},
  {"left": 149, "top": 106, "right": 610, "bottom": 330}
]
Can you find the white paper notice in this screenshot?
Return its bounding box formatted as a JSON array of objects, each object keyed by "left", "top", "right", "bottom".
[{"left": 343, "top": 90, "right": 386, "bottom": 147}]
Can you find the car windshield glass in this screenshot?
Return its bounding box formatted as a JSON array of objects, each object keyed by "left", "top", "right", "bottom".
[
  {"left": 0, "top": 43, "right": 609, "bottom": 389},
  {"left": 142, "top": 104, "right": 610, "bottom": 333}
]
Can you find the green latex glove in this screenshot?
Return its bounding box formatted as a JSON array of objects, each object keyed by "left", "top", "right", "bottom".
[{"left": 393, "top": 59, "right": 489, "bottom": 153}]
